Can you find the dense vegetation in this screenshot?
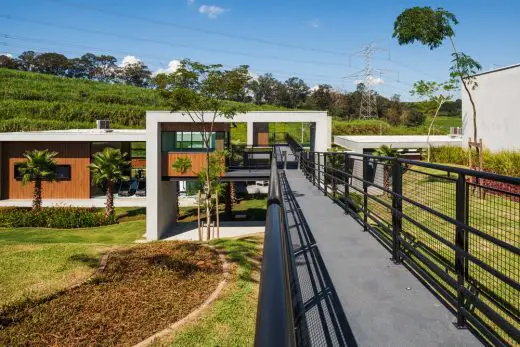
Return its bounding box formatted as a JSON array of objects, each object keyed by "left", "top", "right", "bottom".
[{"left": 0, "top": 207, "right": 116, "bottom": 228}]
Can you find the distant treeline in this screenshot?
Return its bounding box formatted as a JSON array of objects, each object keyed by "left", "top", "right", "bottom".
[{"left": 0, "top": 50, "right": 461, "bottom": 123}]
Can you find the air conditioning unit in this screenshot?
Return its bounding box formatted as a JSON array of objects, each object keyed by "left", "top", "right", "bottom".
[
  {"left": 96, "top": 120, "right": 112, "bottom": 132},
  {"left": 449, "top": 127, "right": 462, "bottom": 137}
]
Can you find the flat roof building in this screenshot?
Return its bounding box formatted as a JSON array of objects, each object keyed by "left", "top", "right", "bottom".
[{"left": 334, "top": 135, "right": 462, "bottom": 154}]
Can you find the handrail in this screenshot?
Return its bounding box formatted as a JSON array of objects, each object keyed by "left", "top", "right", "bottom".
[{"left": 255, "top": 157, "right": 296, "bottom": 347}]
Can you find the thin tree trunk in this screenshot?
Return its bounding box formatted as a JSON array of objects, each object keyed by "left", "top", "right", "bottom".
[
  {"left": 176, "top": 181, "right": 180, "bottom": 220},
  {"left": 33, "top": 178, "right": 42, "bottom": 210},
  {"left": 449, "top": 37, "right": 480, "bottom": 166},
  {"left": 105, "top": 181, "right": 114, "bottom": 219},
  {"left": 427, "top": 102, "right": 444, "bottom": 162}
]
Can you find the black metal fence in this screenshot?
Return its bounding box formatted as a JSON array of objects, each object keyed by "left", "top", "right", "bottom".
[
  {"left": 229, "top": 144, "right": 273, "bottom": 170},
  {"left": 291, "top": 145, "right": 519, "bottom": 346},
  {"left": 255, "top": 157, "right": 298, "bottom": 347}
]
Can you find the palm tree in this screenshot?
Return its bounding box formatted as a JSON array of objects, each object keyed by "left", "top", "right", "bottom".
[
  {"left": 171, "top": 156, "right": 192, "bottom": 220},
  {"left": 18, "top": 149, "right": 58, "bottom": 210},
  {"left": 89, "top": 148, "right": 130, "bottom": 219},
  {"left": 374, "top": 145, "right": 399, "bottom": 193}
]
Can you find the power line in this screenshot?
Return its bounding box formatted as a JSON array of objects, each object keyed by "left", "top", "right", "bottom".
[
  {"left": 1, "top": 14, "right": 362, "bottom": 71},
  {"left": 44, "top": 0, "right": 350, "bottom": 57}
]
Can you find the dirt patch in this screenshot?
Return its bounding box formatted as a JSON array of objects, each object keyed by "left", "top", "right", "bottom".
[{"left": 0, "top": 242, "right": 222, "bottom": 346}]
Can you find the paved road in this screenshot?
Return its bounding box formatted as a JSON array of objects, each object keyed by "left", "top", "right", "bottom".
[{"left": 282, "top": 168, "right": 482, "bottom": 347}]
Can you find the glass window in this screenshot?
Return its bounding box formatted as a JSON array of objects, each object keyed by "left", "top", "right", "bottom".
[
  {"left": 14, "top": 164, "right": 71, "bottom": 180},
  {"left": 162, "top": 131, "right": 225, "bottom": 152}
]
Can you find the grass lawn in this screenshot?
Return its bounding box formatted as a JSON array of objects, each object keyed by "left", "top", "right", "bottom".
[
  {"left": 179, "top": 196, "right": 267, "bottom": 223},
  {"left": 0, "top": 207, "right": 146, "bottom": 308},
  {"left": 154, "top": 235, "right": 263, "bottom": 347}
]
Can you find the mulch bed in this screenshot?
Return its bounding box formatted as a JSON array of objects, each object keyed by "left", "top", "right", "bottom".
[{"left": 0, "top": 242, "right": 222, "bottom": 346}]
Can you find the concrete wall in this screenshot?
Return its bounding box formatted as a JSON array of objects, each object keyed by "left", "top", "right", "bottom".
[{"left": 462, "top": 65, "right": 520, "bottom": 151}]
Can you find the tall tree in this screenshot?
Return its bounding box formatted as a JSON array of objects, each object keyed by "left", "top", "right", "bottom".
[
  {"left": 157, "top": 59, "right": 250, "bottom": 240},
  {"left": 309, "top": 84, "right": 333, "bottom": 110},
  {"left": 0, "top": 55, "right": 19, "bottom": 69},
  {"left": 89, "top": 148, "right": 130, "bottom": 219},
  {"left": 93, "top": 55, "right": 117, "bottom": 82},
  {"left": 17, "top": 149, "right": 58, "bottom": 210},
  {"left": 284, "top": 77, "right": 310, "bottom": 108},
  {"left": 248, "top": 73, "right": 280, "bottom": 105},
  {"left": 18, "top": 51, "right": 37, "bottom": 71},
  {"left": 33, "top": 52, "right": 70, "bottom": 76},
  {"left": 411, "top": 80, "right": 456, "bottom": 162},
  {"left": 117, "top": 60, "right": 152, "bottom": 87},
  {"left": 393, "top": 7, "right": 482, "bottom": 159}
]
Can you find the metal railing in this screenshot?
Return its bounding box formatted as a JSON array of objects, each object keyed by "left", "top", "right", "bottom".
[
  {"left": 255, "top": 157, "right": 297, "bottom": 347},
  {"left": 287, "top": 137, "right": 519, "bottom": 346}
]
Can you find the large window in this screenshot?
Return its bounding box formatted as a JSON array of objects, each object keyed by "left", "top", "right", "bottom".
[
  {"left": 162, "top": 131, "right": 225, "bottom": 152},
  {"left": 14, "top": 164, "right": 71, "bottom": 181}
]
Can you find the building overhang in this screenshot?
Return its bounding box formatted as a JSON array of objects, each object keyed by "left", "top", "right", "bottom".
[
  {"left": 334, "top": 135, "right": 463, "bottom": 153},
  {"left": 0, "top": 129, "right": 147, "bottom": 142}
]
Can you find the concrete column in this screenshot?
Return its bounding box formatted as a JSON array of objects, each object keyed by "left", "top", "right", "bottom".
[
  {"left": 146, "top": 121, "right": 177, "bottom": 240},
  {"left": 246, "top": 121, "right": 254, "bottom": 147}
]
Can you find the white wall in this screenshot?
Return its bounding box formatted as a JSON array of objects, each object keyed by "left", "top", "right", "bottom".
[{"left": 462, "top": 65, "right": 520, "bottom": 151}]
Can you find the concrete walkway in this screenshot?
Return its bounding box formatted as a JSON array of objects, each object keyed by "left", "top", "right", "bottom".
[
  {"left": 282, "top": 169, "right": 481, "bottom": 347},
  {"left": 161, "top": 221, "right": 265, "bottom": 241}
]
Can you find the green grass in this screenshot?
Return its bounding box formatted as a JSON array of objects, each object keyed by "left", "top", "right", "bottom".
[
  {"left": 0, "top": 214, "right": 145, "bottom": 308},
  {"left": 160, "top": 235, "right": 262, "bottom": 347}
]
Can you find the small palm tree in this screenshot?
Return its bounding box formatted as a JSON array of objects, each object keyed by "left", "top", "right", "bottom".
[
  {"left": 172, "top": 156, "right": 192, "bottom": 220},
  {"left": 374, "top": 145, "right": 399, "bottom": 193},
  {"left": 89, "top": 148, "right": 130, "bottom": 219},
  {"left": 18, "top": 149, "right": 58, "bottom": 210}
]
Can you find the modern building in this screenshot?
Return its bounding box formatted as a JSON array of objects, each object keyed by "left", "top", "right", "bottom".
[
  {"left": 334, "top": 135, "right": 462, "bottom": 154},
  {"left": 462, "top": 63, "right": 520, "bottom": 151},
  {"left": 0, "top": 111, "right": 331, "bottom": 241}
]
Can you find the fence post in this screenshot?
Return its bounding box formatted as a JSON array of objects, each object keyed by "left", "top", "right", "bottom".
[
  {"left": 344, "top": 153, "right": 349, "bottom": 201},
  {"left": 454, "top": 173, "right": 467, "bottom": 329},
  {"left": 316, "top": 153, "right": 320, "bottom": 188},
  {"left": 362, "top": 156, "right": 369, "bottom": 232},
  {"left": 332, "top": 153, "right": 337, "bottom": 200},
  {"left": 323, "top": 153, "right": 327, "bottom": 196},
  {"left": 391, "top": 159, "right": 402, "bottom": 264}
]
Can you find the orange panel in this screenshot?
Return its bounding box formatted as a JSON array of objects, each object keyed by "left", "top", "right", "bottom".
[
  {"left": 4, "top": 142, "right": 91, "bottom": 199},
  {"left": 131, "top": 158, "right": 146, "bottom": 168},
  {"left": 162, "top": 152, "right": 224, "bottom": 178}
]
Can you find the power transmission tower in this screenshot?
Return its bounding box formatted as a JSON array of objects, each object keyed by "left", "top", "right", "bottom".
[{"left": 348, "top": 44, "right": 387, "bottom": 120}]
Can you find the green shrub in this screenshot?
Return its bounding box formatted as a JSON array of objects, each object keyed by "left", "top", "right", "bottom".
[
  {"left": 430, "top": 146, "right": 467, "bottom": 165},
  {"left": 402, "top": 109, "right": 426, "bottom": 127},
  {"left": 0, "top": 207, "right": 115, "bottom": 228}
]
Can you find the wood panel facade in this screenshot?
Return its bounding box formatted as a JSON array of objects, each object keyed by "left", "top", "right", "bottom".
[
  {"left": 253, "top": 122, "right": 269, "bottom": 146},
  {"left": 162, "top": 152, "right": 224, "bottom": 178},
  {"left": 2, "top": 142, "right": 91, "bottom": 199}
]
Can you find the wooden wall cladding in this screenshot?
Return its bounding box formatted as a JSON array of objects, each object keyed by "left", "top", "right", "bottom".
[
  {"left": 3, "top": 142, "right": 91, "bottom": 199},
  {"left": 162, "top": 152, "right": 224, "bottom": 177},
  {"left": 131, "top": 158, "right": 147, "bottom": 168},
  {"left": 161, "top": 122, "right": 230, "bottom": 132},
  {"left": 254, "top": 122, "right": 269, "bottom": 146}
]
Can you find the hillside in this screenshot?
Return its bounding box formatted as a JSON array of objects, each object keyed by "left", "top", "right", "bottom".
[{"left": 0, "top": 68, "right": 286, "bottom": 132}]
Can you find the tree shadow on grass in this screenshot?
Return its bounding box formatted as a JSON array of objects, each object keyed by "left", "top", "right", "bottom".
[
  {"left": 68, "top": 253, "right": 100, "bottom": 268},
  {"left": 211, "top": 236, "right": 262, "bottom": 283}
]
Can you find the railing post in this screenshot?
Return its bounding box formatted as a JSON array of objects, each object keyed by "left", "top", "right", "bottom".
[
  {"left": 332, "top": 153, "right": 337, "bottom": 200},
  {"left": 391, "top": 159, "right": 402, "bottom": 264},
  {"left": 454, "top": 173, "right": 467, "bottom": 329},
  {"left": 316, "top": 153, "right": 319, "bottom": 187},
  {"left": 323, "top": 153, "right": 327, "bottom": 196},
  {"left": 362, "top": 156, "right": 369, "bottom": 232},
  {"left": 344, "top": 153, "right": 349, "bottom": 201}
]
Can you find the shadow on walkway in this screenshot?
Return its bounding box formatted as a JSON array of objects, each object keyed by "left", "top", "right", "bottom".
[{"left": 281, "top": 172, "right": 358, "bottom": 347}]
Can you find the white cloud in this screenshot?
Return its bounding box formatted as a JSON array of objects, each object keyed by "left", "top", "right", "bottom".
[
  {"left": 154, "top": 59, "right": 182, "bottom": 75},
  {"left": 310, "top": 85, "right": 320, "bottom": 91},
  {"left": 355, "top": 76, "right": 384, "bottom": 85},
  {"left": 0, "top": 53, "right": 13, "bottom": 58},
  {"left": 119, "top": 55, "right": 142, "bottom": 67},
  {"left": 199, "top": 5, "right": 227, "bottom": 18},
  {"left": 248, "top": 71, "right": 259, "bottom": 81},
  {"left": 309, "top": 20, "right": 320, "bottom": 28}
]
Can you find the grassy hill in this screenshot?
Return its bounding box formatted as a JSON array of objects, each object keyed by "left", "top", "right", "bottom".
[
  {"left": 0, "top": 68, "right": 285, "bottom": 132},
  {"left": 0, "top": 68, "right": 461, "bottom": 137}
]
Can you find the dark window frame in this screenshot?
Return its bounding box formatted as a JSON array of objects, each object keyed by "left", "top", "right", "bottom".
[{"left": 14, "top": 163, "right": 72, "bottom": 181}]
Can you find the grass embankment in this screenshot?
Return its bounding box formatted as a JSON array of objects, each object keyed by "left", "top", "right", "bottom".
[
  {"left": 0, "top": 207, "right": 145, "bottom": 307},
  {"left": 0, "top": 68, "right": 286, "bottom": 132},
  {"left": 154, "top": 235, "right": 262, "bottom": 347}
]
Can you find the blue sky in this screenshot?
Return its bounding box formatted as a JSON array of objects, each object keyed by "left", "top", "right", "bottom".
[{"left": 1, "top": 0, "right": 519, "bottom": 100}]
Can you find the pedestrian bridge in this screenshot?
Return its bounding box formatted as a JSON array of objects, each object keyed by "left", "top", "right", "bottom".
[{"left": 255, "top": 137, "right": 519, "bottom": 347}]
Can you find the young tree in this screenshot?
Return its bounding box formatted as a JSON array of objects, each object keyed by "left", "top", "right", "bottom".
[
  {"left": 17, "top": 149, "right": 58, "bottom": 210},
  {"left": 171, "top": 156, "right": 193, "bottom": 220},
  {"left": 157, "top": 59, "right": 250, "bottom": 240},
  {"left": 393, "top": 7, "right": 482, "bottom": 159},
  {"left": 89, "top": 148, "right": 130, "bottom": 219},
  {"left": 410, "top": 80, "right": 456, "bottom": 162}
]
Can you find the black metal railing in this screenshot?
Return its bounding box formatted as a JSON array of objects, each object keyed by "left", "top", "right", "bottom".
[
  {"left": 288, "top": 138, "right": 519, "bottom": 346},
  {"left": 228, "top": 144, "right": 273, "bottom": 170},
  {"left": 255, "top": 157, "right": 297, "bottom": 347}
]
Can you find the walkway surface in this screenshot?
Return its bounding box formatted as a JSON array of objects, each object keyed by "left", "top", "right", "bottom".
[
  {"left": 282, "top": 168, "right": 481, "bottom": 347},
  {"left": 160, "top": 220, "right": 265, "bottom": 241}
]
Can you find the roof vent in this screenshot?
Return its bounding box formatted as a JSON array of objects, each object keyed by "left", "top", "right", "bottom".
[{"left": 96, "top": 120, "right": 113, "bottom": 132}]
